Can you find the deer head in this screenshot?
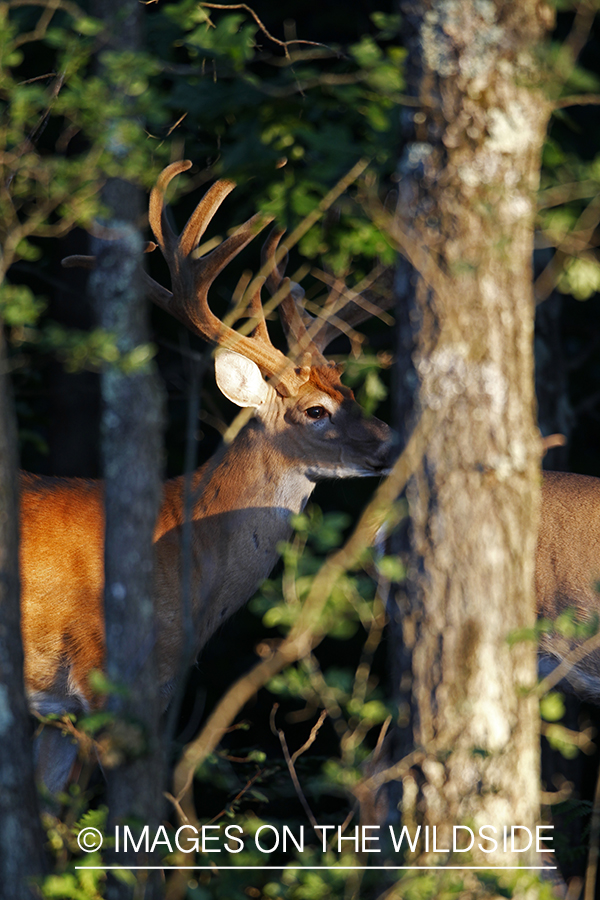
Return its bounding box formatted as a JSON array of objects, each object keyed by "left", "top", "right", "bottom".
[{"left": 91, "top": 159, "right": 398, "bottom": 480}]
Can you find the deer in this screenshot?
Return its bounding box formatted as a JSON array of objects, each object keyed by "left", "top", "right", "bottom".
[
  {"left": 18, "top": 160, "right": 397, "bottom": 792},
  {"left": 536, "top": 471, "right": 600, "bottom": 700}
]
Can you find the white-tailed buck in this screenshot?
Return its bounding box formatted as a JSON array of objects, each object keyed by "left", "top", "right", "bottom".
[{"left": 20, "top": 161, "right": 396, "bottom": 790}]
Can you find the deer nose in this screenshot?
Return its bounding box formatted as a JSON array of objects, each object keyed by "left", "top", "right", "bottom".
[{"left": 370, "top": 424, "right": 399, "bottom": 472}]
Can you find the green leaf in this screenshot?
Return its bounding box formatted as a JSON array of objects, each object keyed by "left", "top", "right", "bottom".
[
  {"left": 76, "top": 16, "right": 104, "bottom": 37},
  {"left": 540, "top": 692, "right": 565, "bottom": 723},
  {"left": 376, "top": 555, "right": 405, "bottom": 581},
  {"left": 558, "top": 255, "right": 600, "bottom": 301},
  {"left": 0, "top": 284, "right": 45, "bottom": 326}
]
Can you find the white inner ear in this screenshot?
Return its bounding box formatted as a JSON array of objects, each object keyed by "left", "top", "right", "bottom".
[{"left": 215, "top": 349, "right": 270, "bottom": 408}]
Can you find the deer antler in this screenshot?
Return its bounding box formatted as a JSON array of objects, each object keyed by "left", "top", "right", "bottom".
[
  {"left": 261, "top": 227, "right": 328, "bottom": 367},
  {"left": 63, "top": 160, "right": 395, "bottom": 389},
  {"left": 145, "top": 161, "right": 315, "bottom": 396},
  {"left": 63, "top": 160, "right": 311, "bottom": 398},
  {"left": 261, "top": 227, "right": 395, "bottom": 359}
]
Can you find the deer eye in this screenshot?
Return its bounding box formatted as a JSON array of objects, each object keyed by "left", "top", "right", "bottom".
[{"left": 305, "top": 406, "right": 328, "bottom": 420}]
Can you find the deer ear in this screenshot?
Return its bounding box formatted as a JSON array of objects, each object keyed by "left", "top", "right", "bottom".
[{"left": 215, "top": 349, "right": 270, "bottom": 408}]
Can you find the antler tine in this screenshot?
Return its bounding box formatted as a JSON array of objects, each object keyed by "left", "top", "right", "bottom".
[
  {"left": 179, "top": 179, "right": 236, "bottom": 258},
  {"left": 63, "top": 247, "right": 176, "bottom": 311},
  {"left": 261, "top": 227, "right": 327, "bottom": 365},
  {"left": 154, "top": 167, "right": 315, "bottom": 396},
  {"left": 63, "top": 162, "right": 313, "bottom": 398},
  {"left": 245, "top": 276, "right": 271, "bottom": 344},
  {"left": 62, "top": 255, "right": 96, "bottom": 270},
  {"left": 191, "top": 212, "right": 273, "bottom": 295},
  {"left": 148, "top": 160, "right": 192, "bottom": 258},
  {"left": 283, "top": 267, "right": 395, "bottom": 357},
  {"left": 309, "top": 266, "right": 396, "bottom": 354},
  {"left": 262, "top": 226, "right": 288, "bottom": 295}
]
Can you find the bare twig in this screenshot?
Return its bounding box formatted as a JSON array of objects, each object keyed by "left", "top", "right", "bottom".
[
  {"left": 540, "top": 781, "right": 573, "bottom": 806},
  {"left": 163, "top": 791, "right": 191, "bottom": 827},
  {"left": 535, "top": 191, "right": 600, "bottom": 304},
  {"left": 536, "top": 631, "right": 600, "bottom": 697},
  {"left": 207, "top": 768, "right": 265, "bottom": 825},
  {"left": 337, "top": 804, "right": 358, "bottom": 839},
  {"left": 554, "top": 94, "right": 600, "bottom": 110},
  {"left": 372, "top": 715, "right": 392, "bottom": 764},
  {"left": 291, "top": 709, "right": 327, "bottom": 765},
  {"left": 200, "top": 3, "right": 331, "bottom": 60},
  {"left": 538, "top": 181, "right": 600, "bottom": 210},
  {"left": 271, "top": 705, "right": 320, "bottom": 828},
  {"left": 540, "top": 720, "right": 595, "bottom": 754},
  {"left": 362, "top": 194, "right": 456, "bottom": 311},
  {"left": 542, "top": 433, "right": 566, "bottom": 455},
  {"left": 561, "top": 1, "right": 597, "bottom": 79},
  {"left": 360, "top": 748, "right": 425, "bottom": 794},
  {"left": 566, "top": 877, "right": 584, "bottom": 900},
  {"left": 13, "top": 0, "right": 64, "bottom": 47}
]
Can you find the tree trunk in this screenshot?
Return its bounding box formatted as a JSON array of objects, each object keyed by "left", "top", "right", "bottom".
[
  {"left": 89, "top": 6, "right": 165, "bottom": 896},
  {"left": 390, "top": 0, "right": 553, "bottom": 865},
  {"left": 90, "top": 220, "right": 165, "bottom": 896},
  {"left": 0, "top": 327, "right": 46, "bottom": 897}
]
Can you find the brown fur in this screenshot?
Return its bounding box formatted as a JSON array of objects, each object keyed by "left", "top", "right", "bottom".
[
  {"left": 307, "top": 364, "right": 350, "bottom": 402},
  {"left": 20, "top": 371, "right": 394, "bottom": 723}
]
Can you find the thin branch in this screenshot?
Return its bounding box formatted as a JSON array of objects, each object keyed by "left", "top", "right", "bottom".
[
  {"left": 166, "top": 112, "right": 188, "bottom": 137},
  {"left": 536, "top": 630, "right": 600, "bottom": 697},
  {"left": 17, "top": 72, "right": 58, "bottom": 84},
  {"left": 540, "top": 783, "right": 573, "bottom": 806},
  {"left": 172, "top": 405, "right": 438, "bottom": 826},
  {"left": 561, "top": 1, "right": 597, "bottom": 77},
  {"left": 540, "top": 720, "right": 595, "bottom": 754},
  {"left": 270, "top": 705, "right": 319, "bottom": 829},
  {"left": 8, "top": 0, "right": 82, "bottom": 12},
  {"left": 362, "top": 194, "right": 456, "bottom": 311},
  {"left": 200, "top": 3, "right": 331, "bottom": 60},
  {"left": 535, "top": 190, "right": 600, "bottom": 304},
  {"left": 372, "top": 715, "right": 392, "bottom": 764},
  {"left": 354, "top": 748, "right": 426, "bottom": 797},
  {"left": 542, "top": 433, "right": 566, "bottom": 454},
  {"left": 207, "top": 768, "right": 266, "bottom": 826},
  {"left": 163, "top": 791, "right": 191, "bottom": 827},
  {"left": 13, "top": 0, "right": 63, "bottom": 47},
  {"left": 554, "top": 94, "right": 600, "bottom": 110},
  {"left": 244, "top": 72, "right": 364, "bottom": 99},
  {"left": 538, "top": 180, "right": 600, "bottom": 210},
  {"left": 291, "top": 709, "right": 327, "bottom": 765},
  {"left": 336, "top": 804, "right": 358, "bottom": 841}
]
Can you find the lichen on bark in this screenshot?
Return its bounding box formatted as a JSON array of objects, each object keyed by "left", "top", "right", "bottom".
[{"left": 391, "top": 0, "right": 553, "bottom": 864}]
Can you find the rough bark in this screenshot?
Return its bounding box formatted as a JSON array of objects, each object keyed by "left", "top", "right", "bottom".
[
  {"left": 89, "top": 4, "right": 165, "bottom": 895},
  {"left": 0, "top": 326, "right": 46, "bottom": 897},
  {"left": 90, "top": 223, "right": 165, "bottom": 896},
  {"left": 390, "top": 0, "right": 553, "bottom": 864}
]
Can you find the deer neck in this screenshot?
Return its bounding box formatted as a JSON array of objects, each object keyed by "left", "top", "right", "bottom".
[
  {"left": 156, "top": 420, "right": 314, "bottom": 661},
  {"left": 194, "top": 419, "right": 314, "bottom": 521}
]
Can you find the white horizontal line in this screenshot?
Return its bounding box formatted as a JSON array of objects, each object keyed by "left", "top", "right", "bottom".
[{"left": 75, "top": 865, "right": 557, "bottom": 871}]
